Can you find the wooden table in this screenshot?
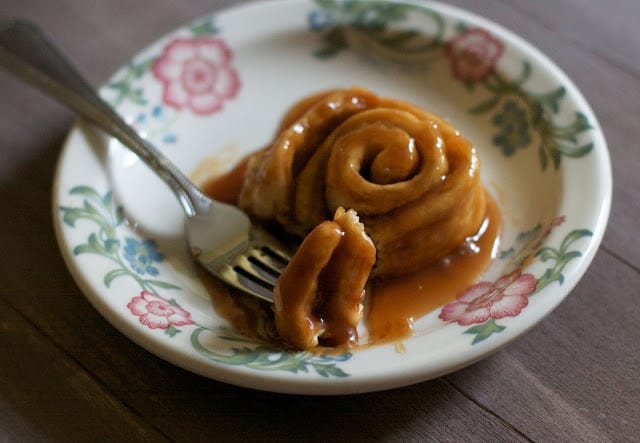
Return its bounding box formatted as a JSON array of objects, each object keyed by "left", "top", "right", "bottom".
[{"left": 1, "top": 0, "right": 637, "bottom": 441}]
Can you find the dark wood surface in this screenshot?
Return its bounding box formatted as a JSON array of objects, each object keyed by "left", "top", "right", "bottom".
[{"left": 1, "top": 0, "right": 638, "bottom": 441}]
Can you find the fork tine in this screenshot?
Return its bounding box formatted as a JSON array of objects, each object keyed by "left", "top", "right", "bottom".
[
  {"left": 259, "top": 245, "right": 290, "bottom": 267},
  {"left": 197, "top": 235, "right": 291, "bottom": 303},
  {"left": 234, "top": 255, "right": 279, "bottom": 286},
  {"left": 218, "top": 262, "right": 275, "bottom": 302},
  {"left": 247, "top": 247, "right": 289, "bottom": 274}
]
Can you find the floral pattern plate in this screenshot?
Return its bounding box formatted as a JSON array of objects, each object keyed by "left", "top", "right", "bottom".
[{"left": 53, "top": 0, "right": 611, "bottom": 395}]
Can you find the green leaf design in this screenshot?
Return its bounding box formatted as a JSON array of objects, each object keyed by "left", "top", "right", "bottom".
[
  {"left": 538, "top": 145, "right": 549, "bottom": 171},
  {"left": 469, "top": 95, "right": 500, "bottom": 114},
  {"left": 145, "top": 280, "right": 181, "bottom": 290},
  {"left": 311, "top": 0, "right": 445, "bottom": 61},
  {"left": 380, "top": 29, "right": 420, "bottom": 45},
  {"left": 82, "top": 200, "right": 101, "bottom": 218},
  {"left": 165, "top": 325, "right": 181, "bottom": 337},
  {"left": 460, "top": 221, "right": 594, "bottom": 345},
  {"left": 314, "top": 0, "right": 336, "bottom": 9},
  {"left": 562, "top": 142, "right": 594, "bottom": 158},
  {"left": 102, "top": 191, "right": 114, "bottom": 208},
  {"left": 464, "top": 319, "right": 506, "bottom": 344},
  {"left": 535, "top": 229, "right": 592, "bottom": 293},
  {"left": 60, "top": 207, "right": 85, "bottom": 228},
  {"left": 190, "top": 18, "right": 219, "bottom": 37},
  {"left": 314, "top": 27, "right": 349, "bottom": 58},
  {"left": 513, "top": 61, "right": 532, "bottom": 87},
  {"left": 129, "top": 59, "right": 153, "bottom": 78},
  {"left": 536, "top": 247, "right": 557, "bottom": 262},
  {"left": 455, "top": 21, "right": 469, "bottom": 34},
  {"left": 104, "top": 238, "right": 120, "bottom": 254},
  {"left": 467, "top": 61, "right": 593, "bottom": 170},
  {"left": 106, "top": 58, "right": 154, "bottom": 107},
  {"left": 61, "top": 185, "right": 179, "bottom": 293},
  {"left": 484, "top": 70, "right": 593, "bottom": 170},
  {"left": 73, "top": 242, "right": 101, "bottom": 256},
  {"left": 89, "top": 232, "right": 104, "bottom": 250},
  {"left": 576, "top": 113, "right": 593, "bottom": 131},
  {"left": 104, "top": 269, "right": 130, "bottom": 287},
  {"left": 492, "top": 77, "right": 592, "bottom": 170},
  {"left": 114, "top": 205, "right": 125, "bottom": 226},
  {"left": 70, "top": 185, "right": 103, "bottom": 199},
  {"left": 559, "top": 229, "right": 593, "bottom": 252},
  {"left": 312, "top": 362, "right": 349, "bottom": 378},
  {"left": 309, "top": 1, "right": 594, "bottom": 169},
  {"left": 537, "top": 86, "right": 566, "bottom": 114},
  {"left": 535, "top": 112, "right": 593, "bottom": 166},
  {"left": 191, "top": 327, "right": 351, "bottom": 377},
  {"left": 73, "top": 233, "right": 106, "bottom": 256}
]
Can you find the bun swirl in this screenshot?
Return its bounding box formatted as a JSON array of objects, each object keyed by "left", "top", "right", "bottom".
[{"left": 239, "top": 87, "right": 486, "bottom": 278}]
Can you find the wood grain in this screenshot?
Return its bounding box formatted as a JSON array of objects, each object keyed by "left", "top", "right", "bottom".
[
  {"left": 0, "top": 0, "right": 638, "bottom": 441},
  {"left": 0, "top": 296, "right": 166, "bottom": 441}
]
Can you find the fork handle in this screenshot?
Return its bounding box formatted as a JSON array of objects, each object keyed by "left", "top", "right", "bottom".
[{"left": 0, "top": 20, "right": 211, "bottom": 217}]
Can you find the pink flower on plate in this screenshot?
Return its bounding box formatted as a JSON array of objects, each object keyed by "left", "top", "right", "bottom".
[
  {"left": 152, "top": 37, "right": 240, "bottom": 115},
  {"left": 444, "top": 27, "right": 504, "bottom": 82},
  {"left": 439, "top": 271, "right": 537, "bottom": 326},
  {"left": 551, "top": 215, "right": 566, "bottom": 228},
  {"left": 128, "top": 291, "right": 193, "bottom": 329}
]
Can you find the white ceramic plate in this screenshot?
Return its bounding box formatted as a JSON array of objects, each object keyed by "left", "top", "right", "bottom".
[{"left": 53, "top": 0, "right": 611, "bottom": 394}]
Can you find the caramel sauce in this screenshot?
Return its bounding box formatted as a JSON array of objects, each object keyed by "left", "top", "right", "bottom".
[
  {"left": 198, "top": 267, "right": 277, "bottom": 341},
  {"left": 199, "top": 155, "right": 250, "bottom": 204},
  {"left": 366, "top": 195, "right": 500, "bottom": 342},
  {"left": 194, "top": 163, "right": 500, "bottom": 347}
]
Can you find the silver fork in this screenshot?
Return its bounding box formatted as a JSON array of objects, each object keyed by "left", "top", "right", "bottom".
[{"left": 0, "top": 20, "right": 289, "bottom": 302}]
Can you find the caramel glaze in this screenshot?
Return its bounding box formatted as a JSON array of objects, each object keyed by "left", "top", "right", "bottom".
[
  {"left": 238, "top": 87, "right": 488, "bottom": 280},
  {"left": 273, "top": 208, "right": 376, "bottom": 350},
  {"left": 196, "top": 161, "right": 501, "bottom": 347},
  {"left": 366, "top": 195, "right": 500, "bottom": 342},
  {"left": 198, "top": 270, "right": 275, "bottom": 341}
]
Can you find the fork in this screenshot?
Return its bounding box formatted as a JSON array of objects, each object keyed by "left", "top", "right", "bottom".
[{"left": 0, "top": 20, "right": 290, "bottom": 302}]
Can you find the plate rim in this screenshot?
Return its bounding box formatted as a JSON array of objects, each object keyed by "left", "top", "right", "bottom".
[{"left": 51, "top": 0, "right": 612, "bottom": 395}]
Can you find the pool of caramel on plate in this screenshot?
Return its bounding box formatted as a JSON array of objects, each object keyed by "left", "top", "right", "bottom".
[{"left": 194, "top": 159, "right": 501, "bottom": 345}]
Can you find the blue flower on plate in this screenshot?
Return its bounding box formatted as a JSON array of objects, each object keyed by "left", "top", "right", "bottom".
[
  {"left": 152, "top": 105, "right": 163, "bottom": 118},
  {"left": 492, "top": 100, "right": 531, "bottom": 156},
  {"left": 308, "top": 10, "right": 335, "bottom": 30},
  {"left": 123, "top": 238, "right": 163, "bottom": 276}
]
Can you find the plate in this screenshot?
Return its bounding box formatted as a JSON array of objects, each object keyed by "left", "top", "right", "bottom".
[{"left": 53, "top": 0, "right": 611, "bottom": 395}]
